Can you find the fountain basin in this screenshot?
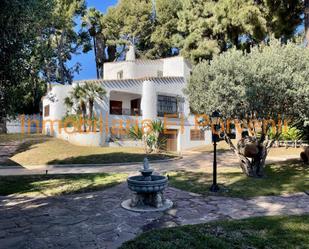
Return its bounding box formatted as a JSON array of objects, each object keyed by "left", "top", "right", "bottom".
[
  {"left": 127, "top": 175, "right": 168, "bottom": 193},
  {"left": 121, "top": 158, "right": 173, "bottom": 212}
]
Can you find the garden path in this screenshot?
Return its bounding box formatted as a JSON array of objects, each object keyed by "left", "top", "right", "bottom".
[{"left": 1, "top": 183, "right": 309, "bottom": 249}]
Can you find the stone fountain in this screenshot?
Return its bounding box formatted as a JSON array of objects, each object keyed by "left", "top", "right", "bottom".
[{"left": 121, "top": 158, "right": 173, "bottom": 212}]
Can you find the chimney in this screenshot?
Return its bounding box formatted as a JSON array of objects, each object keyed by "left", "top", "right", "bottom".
[
  {"left": 126, "top": 44, "right": 136, "bottom": 61},
  {"left": 305, "top": 0, "right": 309, "bottom": 48}
]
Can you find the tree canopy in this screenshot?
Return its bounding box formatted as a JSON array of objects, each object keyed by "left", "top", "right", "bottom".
[
  {"left": 0, "top": 0, "right": 53, "bottom": 128},
  {"left": 176, "top": 0, "right": 303, "bottom": 63},
  {"left": 186, "top": 39, "right": 309, "bottom": 177},
  {"left": 186, "top": 40, "right": 309, "bottom": 120},
  {"left": 91, "top": 0, "right": 304, "bottom": 64},
  {"left": 0, "top": 0, "right": 91, "bottom": 130}
]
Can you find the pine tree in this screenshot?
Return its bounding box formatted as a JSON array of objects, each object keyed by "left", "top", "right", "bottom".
[{"left": 305, "top": 0, "right": 309, "bottom": 47}]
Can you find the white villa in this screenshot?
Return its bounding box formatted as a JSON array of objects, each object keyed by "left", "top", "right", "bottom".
[{"left": 42, "top": 46, "right": 211, "bottom": 152}]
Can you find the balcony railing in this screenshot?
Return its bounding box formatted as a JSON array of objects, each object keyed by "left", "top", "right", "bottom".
[
  {"left": 157, "top": 112, "right": 180, "bottom": 118},
  {"left": 110, "top": 108, "right": 142, "bottom": 116}
]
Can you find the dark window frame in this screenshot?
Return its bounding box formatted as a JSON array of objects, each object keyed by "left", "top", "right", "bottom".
[
  {"left": 190, "top": 129, "right": 205, "bottom": 141},
  {"left": 44, "top": 105, "right": 50, "bottom": 117},
  {"left": 157, "top": 95, "right": 178, "bottom": 117}
]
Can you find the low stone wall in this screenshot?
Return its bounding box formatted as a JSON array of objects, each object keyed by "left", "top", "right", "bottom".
[
  {"left": 51, "top": 128, "right": 144, "bottom": 148},
  {"left": 108, "top": 140, "right": 143, "bottom": 148},
  {"left": 6, "top": 114, "right": 42, "bottom": 134},
  {"left": 55, "top": 128, "right": 106, "bottom": 147}
]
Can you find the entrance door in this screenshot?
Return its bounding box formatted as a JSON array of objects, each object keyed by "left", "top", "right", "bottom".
[
  {"left": 131, "top": 98, "right": 141, "bottom": 115},
  {"left": 165, "top": 129, "right": 178, "bottom": 152},
  {"left": 110, "top": 101, "right": 122, "bottom": 115}
]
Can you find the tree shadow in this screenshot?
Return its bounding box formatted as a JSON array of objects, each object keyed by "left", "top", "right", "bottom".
[
  {"left": 168, "top": 159, "right": 309, "bottom": 198},
  {"left": 0, "top": 173, "right": 125, "bottom": 196},
  {"left": 0, "top": 136, "right": 50, "bottom": 167},
  {"left": 47, "top": 152, "right": 176, "bottom": 165}
]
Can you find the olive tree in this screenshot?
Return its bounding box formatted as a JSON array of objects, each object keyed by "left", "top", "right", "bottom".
[{"left": 186, "top": 40, "right": 309, "bottom": 177}]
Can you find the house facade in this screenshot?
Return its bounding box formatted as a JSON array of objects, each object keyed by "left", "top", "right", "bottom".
[{"left": 42, "top": 46, "right": 211, "bottom": 152}]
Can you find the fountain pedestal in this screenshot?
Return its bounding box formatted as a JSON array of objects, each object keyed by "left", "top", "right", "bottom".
[{"left": 121, "top": 158, "right": 173, "bottom": 212}]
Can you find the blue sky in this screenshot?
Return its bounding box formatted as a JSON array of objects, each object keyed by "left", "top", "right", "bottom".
[{"left": 70, "top": 0, "right": 117, "bottom": 80}]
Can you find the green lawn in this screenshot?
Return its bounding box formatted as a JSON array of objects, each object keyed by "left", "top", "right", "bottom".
[
  {"left": 120, "top": 215, "right": 309, "bottom": 249},
  {"left": 0, "top": 133, "right": 44, "bottom": 143},
  {"left": 0, "top": 134, "right": 176, "bottom": 166},
  {"left": 193, "top": 140, "right": 304, "bottom": 157},
  {"left": 168, "top": 160, "right": 309, "bottom": 198},
  {"left": 0, "top": 173, "right": 127, "bottom": 197}
]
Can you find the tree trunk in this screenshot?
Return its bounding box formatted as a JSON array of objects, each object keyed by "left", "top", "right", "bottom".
[
  {"left": 93, "top": 36, "right": 99, "bottom": 79},
  {"left": 95, "top": 34, "right": 106, "bottom": 79},
  {"left": 224, "top": 134, "right": 272, "bottom": 178},
  {"left": 235, "top": 129, "right": 242, "bottom": 142},
  {"left": 107, "top": 45, "right": 117, "bottom": 62},
  {"left": 0, "top": 89, "right": 7, "bottom": 134},
  {"left": 89, "top": 100, "right": 94, "bottom": 132},
  {"left": 305, "top": 0, "right": 309, "bottom": 47},
  {"left": 81, "top": 102, "right": 87, "bottom": 132}
]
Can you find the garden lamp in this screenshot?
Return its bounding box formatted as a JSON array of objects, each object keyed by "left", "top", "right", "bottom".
[{"left": 210, "top": 110, "right": 221, "bottom": 192}]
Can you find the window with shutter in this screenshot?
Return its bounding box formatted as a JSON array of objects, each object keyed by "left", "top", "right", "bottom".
[{"left": 190, "top": 129, "right": 205, "bottom": 141}]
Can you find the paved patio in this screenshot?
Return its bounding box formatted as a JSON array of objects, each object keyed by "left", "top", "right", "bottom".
[
  {"left": 1, "top": 183, "right": 309, "bottom": 249},
  {"left": 0, "top": 149, "right": 298, "bottom": 176}
]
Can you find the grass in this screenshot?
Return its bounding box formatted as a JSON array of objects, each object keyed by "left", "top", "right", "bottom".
[
  {"left": 192, "top": 140, "right": 231, "bottom": 153},
  {"left": 0, "top": 134, "right": 176, "bottom": 166},
  {"left": 268, "top": 146, "right": 304, "bottom": 157},
  {"left": 193, "top": 140, "right": 304, "bottom": 157},
  {"left": 167, "top": 160, "right": 309, "bottom": 198},
  {"left": 0, "top": 133, "right": 43, "bottom": 143},
  {"left": 120, "top": 215, "right": 309, "bottom": 249},
  {"left": 0, "top": 173, "right": 127, "bottom": 197}
]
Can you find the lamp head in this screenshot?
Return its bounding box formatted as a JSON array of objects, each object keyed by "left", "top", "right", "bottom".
[{"left": 211, "top": 110, "right": 221, "bottom": 125}]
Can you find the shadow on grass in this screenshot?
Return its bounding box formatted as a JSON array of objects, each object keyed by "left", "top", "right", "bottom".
[
  {"left": 168, "top": 159, "right": 309, "bottom": 198},
  {"left": 14, "top": 137, "right": 50, "bottom": 154},
  {"left": 120, "top": 215, "right": 309, "bottom": 249},
  {"left": 0, "top": 173, "right": 126, "bottom": 196},
  {"left": 0, "top": 136, "right": 50, "bottom": 167},
  {"left": 47, "top": 152, "right": 176, "bottom": 165}
]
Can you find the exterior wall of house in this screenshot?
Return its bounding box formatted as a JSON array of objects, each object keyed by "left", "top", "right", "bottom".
[
  {"left": 109, "top": 91, "right": 141, "bottom": 111},
  {"left": 163, "top": 57, "right": 192, "bottom": 79},
  {"left": 104, "top": 61, "right": 163, "bottom": 80},
  {"left": 56, "top": 129, "right": 106, "bottom": 147},
  {"left": 180, "top": 126, "right": 212, "bottom": 151},
  {"left": 6, "top": 114, "right": 42, "bottom": 134},
  {"left": 42, "top": 84, "right": 72, "bottom": 136},
  {"left": 42, "top": 85, "right": 72, "bottom": 121},
  {"left": 42, "top": 55, "right": 211, "bottom": 151},
  {"left": 141, "top": 80, "right": 157, "bottom": 120}
]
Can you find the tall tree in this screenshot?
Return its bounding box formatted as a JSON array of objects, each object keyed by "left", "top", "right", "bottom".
[
  {"left": 83, "top": 6, "right": 125, "bottom": 79},
  {"left": 186, "top": 40, "right": 309, "bottom": 177},
  {"left": 211, "top": 0, "right": 267, "bottom": 49},
  {"left": 176, "top": 0, "right": 303, "bottom": 63},
  {"left": 175, "top": 0, "right": 223, "bottom": 63},
  {"left": 64, "top": 84, "right": 87, "bottom": 131},
  {"left": 47, "top": 0, "right": 91, "bottom": 84},
  {"left": 148, "top": 0, "right": 182, "bottom": 58},
  {"left": 304, "top": 0, "right": 309, "bottom": 47},
  {"left": 261, "top": 0, "right": 303, "bottom": 42},
  {"left": 82, "top": 8, "right": 104, "bottom": 79},
  {"left": 115, "top": 0, "right": 154, "bottom": 58},
  {"left": 82, "top": 82, "right": 106, "bottom": 121},
  {"left": 0, "top": 0, "right": 54, "bottom": 132}
]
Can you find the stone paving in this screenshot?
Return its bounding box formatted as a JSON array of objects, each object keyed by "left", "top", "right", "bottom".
[
  {"left": 1, "top": 183, "right": 309, "bottom": 249},
  {"left": 0, "top": 150, "right": 298, "bottom": 176},
  {"left": 0, "top": 141, "right": 20, "bottom": 165}
]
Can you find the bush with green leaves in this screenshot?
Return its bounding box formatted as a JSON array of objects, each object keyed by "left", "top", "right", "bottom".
[
  {"left": 186, "top": 39, "right": 309, "bottom": 177},
  {"left": 129, "top": 120, "right": 167, "bottom": 154}
]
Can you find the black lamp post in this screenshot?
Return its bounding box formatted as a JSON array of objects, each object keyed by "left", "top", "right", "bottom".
[{"left": 209, "top": 110, "right": 221, "bottom": 192}]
